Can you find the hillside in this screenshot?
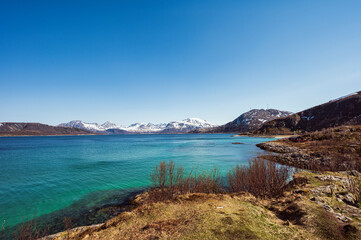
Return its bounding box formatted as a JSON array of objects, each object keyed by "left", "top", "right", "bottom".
[
  {"left": 192, "top": 109, "right": 292, "bottom": 133},
  {"left": 0, "top": 122, "right": 94, "bottom": 136},
  {"left": 254, "top": 92, "right": 361, "bottom": 135}
]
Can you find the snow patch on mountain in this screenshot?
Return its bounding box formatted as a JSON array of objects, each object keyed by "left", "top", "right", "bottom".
[
  {"left": 101, "top": 121, "right": 123, "bottom": 129},
  {"left": 125, "top": 123, "right": 168, "bottom": 132},
  {"left": 330, "top": 92, "right": 358, "bottom": 102}
]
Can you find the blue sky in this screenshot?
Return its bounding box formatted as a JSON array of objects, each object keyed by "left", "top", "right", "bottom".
[{"left": 1, "top": 0, "right": 361, "bottom": 125}]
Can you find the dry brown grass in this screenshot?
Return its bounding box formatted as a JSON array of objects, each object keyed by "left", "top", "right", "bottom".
[{"left": 59, "top": 193, "right": 312, "bottom": 240}]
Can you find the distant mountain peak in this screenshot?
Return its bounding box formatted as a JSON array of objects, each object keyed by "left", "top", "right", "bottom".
[
  {"left": 233, "top": 109, "right": 292, "bottom": 126},
  {"left": 101, "top": 121, "right": 122, "bottom": 129}
]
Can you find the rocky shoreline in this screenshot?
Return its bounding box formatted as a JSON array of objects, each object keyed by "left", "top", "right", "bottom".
[
  {"left": 256, "top": 141, "right": 316, "bottom": 169},
  {"left": 255, "top": 140, "right": 354, "bottom": 171}
]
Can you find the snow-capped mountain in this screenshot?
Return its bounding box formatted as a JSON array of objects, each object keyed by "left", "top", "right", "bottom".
[
  {"left": 101, "top": 121, "right": 122, "bottom": 130},
  {"left": 58, "top": 118, "right": 216, "bottom": 134},
  {"left": 58, "top": 120, "right": 124, "bottom": 132},
  {"left": 232, "top": 109, "right": 292, "bottom": 129}
]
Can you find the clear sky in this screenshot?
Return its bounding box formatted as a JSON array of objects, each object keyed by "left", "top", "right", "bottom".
[{"left": 1, "top": 0, "right": 361, "bottom": 126}]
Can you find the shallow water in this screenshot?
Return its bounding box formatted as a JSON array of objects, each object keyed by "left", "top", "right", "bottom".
[{"left": 0, "top": 134, "right": 273, "bottom": 236}]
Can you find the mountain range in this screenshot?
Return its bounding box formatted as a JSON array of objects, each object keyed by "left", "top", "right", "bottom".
[
  {"left": 58, "top": 118, "right": 216, "bottom": 134},
  {"left": 1, "top": 91, "right": 360, "bottom": 136}
]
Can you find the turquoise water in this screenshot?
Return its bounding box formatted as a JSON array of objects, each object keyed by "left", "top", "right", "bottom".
[{"left": 0, "top": 134, "right": 273, "bottom": 235}]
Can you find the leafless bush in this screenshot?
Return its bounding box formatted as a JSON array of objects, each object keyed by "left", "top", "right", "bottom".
[
  {"left": 150, "top": 158, "right": 291, "bottom": 200},
  {"left": 150, "top": 161, "right": 223, "bottom": 201},
  {"left": 151, "top": 160, "right": 168, "bottom": 193},
  {"left": 187, "top": 167, "right": 222, "bottom": 194},
  {"left": 227, "top": 157, "right": 291, "bottom": 198}
]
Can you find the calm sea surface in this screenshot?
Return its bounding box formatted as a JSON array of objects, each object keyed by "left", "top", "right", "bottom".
[{"left": 0, "top": 134, "right": 273, "bottom": 235}]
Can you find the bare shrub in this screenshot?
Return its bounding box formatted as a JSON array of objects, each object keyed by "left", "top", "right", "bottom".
[
  {"left": 64, "top": 216, "right": 72, "bottom": 240},
  {"left": 0, "top": 220, "right": 5, "bottom": 239},
  {"left": 150, "top": 161, "right": 223, "bottom": 201},
  {"left": 187, "top": 167, "right": 222, "bottom": 194},
  {"left": 150, "top": 158, "right": 291, "bottom": 200},
  {"left": 151, "top": 160, "right": 168, "bottom": 191},
  {"left": 14, "top": 212, "right": 47, "bottom": 240},
  {"left": 347, "top": 175, "right": 361, "bottom": 207},
  {"left": 227, "top": 157, "right": 291, "bottom": 198}
]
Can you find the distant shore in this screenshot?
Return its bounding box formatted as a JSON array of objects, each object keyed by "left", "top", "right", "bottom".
[
  {"left": 233, "top": 134, "right": 295, "bottom": 139},
  {"left": 0, "top": 133, "right": 98, "bottom": 137}
]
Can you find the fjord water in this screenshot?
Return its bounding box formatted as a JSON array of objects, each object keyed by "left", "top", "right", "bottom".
[{"left": 0, "top": 134, "right": 273, "bottom": 232}]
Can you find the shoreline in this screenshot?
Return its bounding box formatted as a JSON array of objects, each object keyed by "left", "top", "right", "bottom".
[{"left": 1, "top": 188, "right": 146, "bottom": 240}]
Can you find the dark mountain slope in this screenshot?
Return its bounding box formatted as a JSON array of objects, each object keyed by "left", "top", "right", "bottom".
[
  {"left": 255, "top": 91, "right": 361, "bottom": 135},
  {"left": 0, "top": 122, "right": 95, "bottom": 136},
  {"left": 192, "top": 109, "right": 292, "bottom": 133}
]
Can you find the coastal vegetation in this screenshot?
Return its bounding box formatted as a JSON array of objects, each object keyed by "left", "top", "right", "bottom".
[{"left": 147, "top": 158, "right": 291, "bottom": 201}]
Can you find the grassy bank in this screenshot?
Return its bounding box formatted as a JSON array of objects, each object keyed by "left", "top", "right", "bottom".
[{"left": 41, "top": 170, "right": 361, "bottom": 240}]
